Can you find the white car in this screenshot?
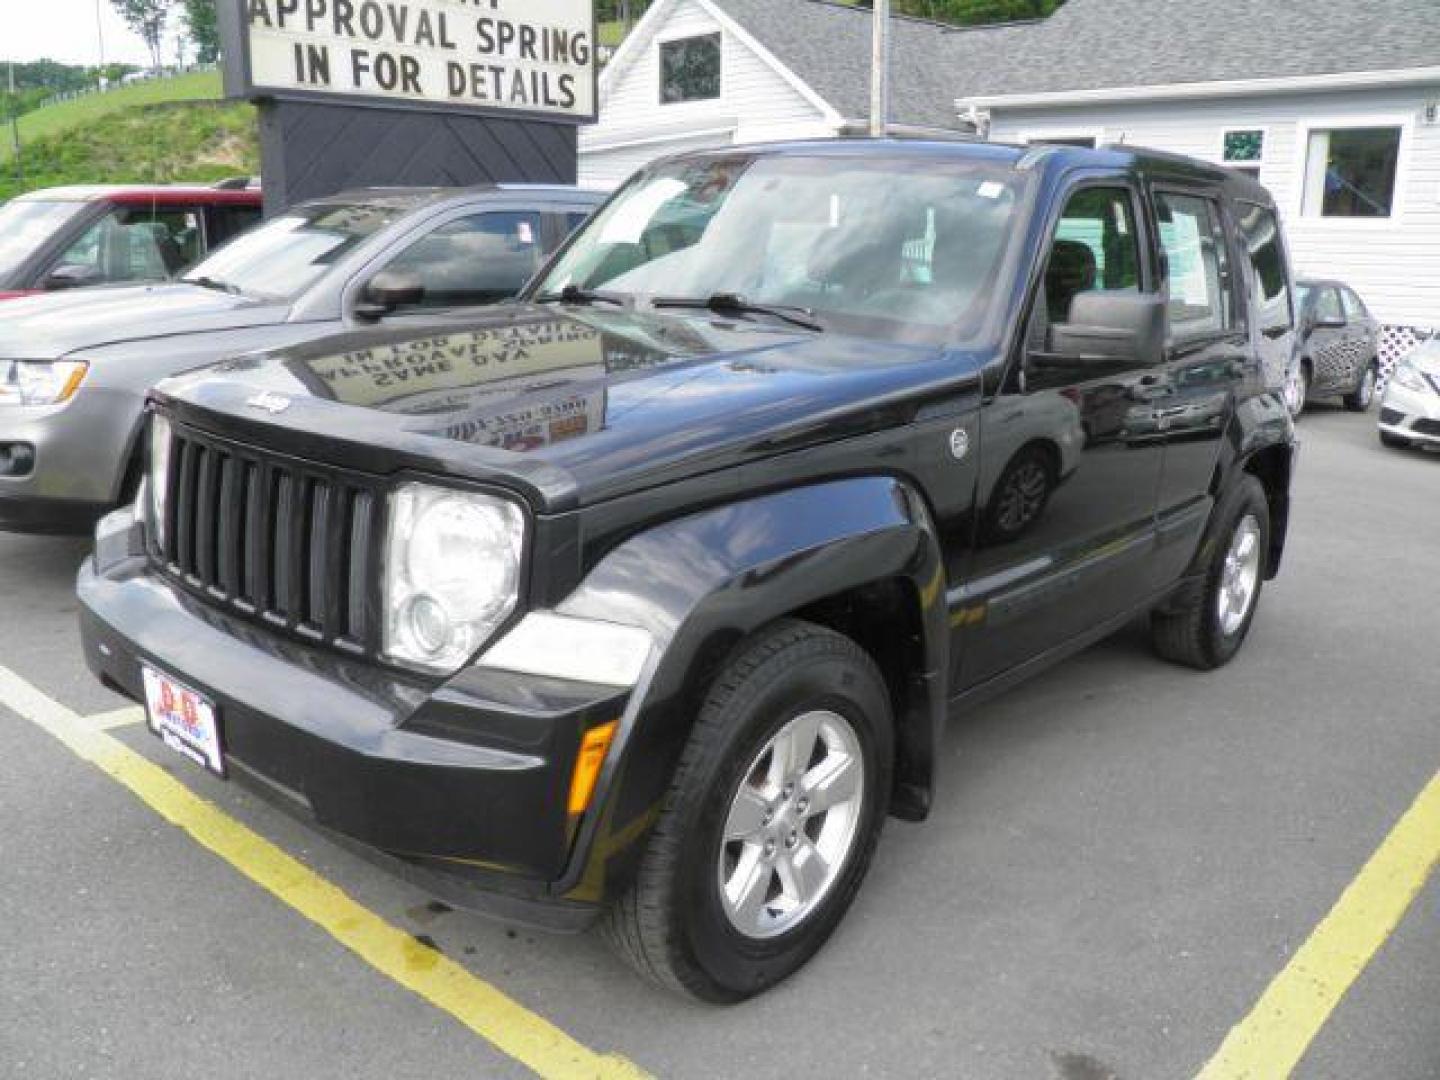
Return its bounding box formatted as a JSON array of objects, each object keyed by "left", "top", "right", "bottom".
[{"left": 1379, "top": 338, "right": 1440, "bottom": 451}]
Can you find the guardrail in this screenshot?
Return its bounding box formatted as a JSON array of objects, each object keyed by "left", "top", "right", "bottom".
[{"left": 35, "top": 64, "right": 218, "bottom": 112}]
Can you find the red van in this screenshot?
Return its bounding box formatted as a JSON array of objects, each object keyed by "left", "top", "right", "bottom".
[{"left": 0, "top": 182, "right": 263, "bottom": 299}]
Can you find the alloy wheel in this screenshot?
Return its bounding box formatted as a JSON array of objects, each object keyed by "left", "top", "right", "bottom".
[
  {"left": 1217, "top": 514, "right": 1263, "bottom": 637},
  {"left": 718, "top": 709, "right": 865, "bottom": 939},
  {"left": 997, "top": 461, "right": 1050, "bottom": 533}
]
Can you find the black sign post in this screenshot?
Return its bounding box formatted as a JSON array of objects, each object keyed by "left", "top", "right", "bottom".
[{"left": 218, "top": 0, "right": 598, "bottom": 214}]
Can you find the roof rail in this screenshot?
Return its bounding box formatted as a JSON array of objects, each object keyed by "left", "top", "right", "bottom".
[{"left": 213, "top": 176, "right": 259, "bottom": 190}]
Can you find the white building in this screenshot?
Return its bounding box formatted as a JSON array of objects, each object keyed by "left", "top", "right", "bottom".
[
  {"left": 583, "top": 0, "right": 1440, "bottom": 359},
  {"left": 960, "top": 0, "right": 1440, "bottom": 366},
  {"left": 580, "top": 0, "right": 1014, "bottom": 189}
]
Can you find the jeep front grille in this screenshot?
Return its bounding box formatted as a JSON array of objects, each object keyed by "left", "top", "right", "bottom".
[{"left": 155, "top": 421, "right": 382, "bottom": 654}]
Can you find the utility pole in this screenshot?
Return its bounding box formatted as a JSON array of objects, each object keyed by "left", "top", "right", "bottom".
[
  {"left": 869, "top": 0, "right": 891, "bottom": 138},
  {"left": 8, "top": 61, "right": 22, "bottom": 182},
  {"left": 95, "top": 0, "right": 108, "bottom": 89}
]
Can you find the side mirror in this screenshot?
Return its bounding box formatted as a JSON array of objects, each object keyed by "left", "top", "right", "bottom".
[
  {"left": 357, "top": 271, "right": 425, "bottom": 319},
  {"left": 1044, "top": 290, "right": 1166, "bottom": 368},
  {"left": 44, "top": 263, "right": 103, "bottom": 290}
]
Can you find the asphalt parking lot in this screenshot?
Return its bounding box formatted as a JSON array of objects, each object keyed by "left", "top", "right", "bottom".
[{"left": 3, "top": 405, "right": 1437, "bottom": 1080}]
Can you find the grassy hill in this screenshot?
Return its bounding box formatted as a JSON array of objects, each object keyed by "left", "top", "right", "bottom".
[
  {"left": 1, "top": 70, "right": 226, "bottom": 164},
  {"left": 0, "top": 97, "right": 258, "bottom": 203}
]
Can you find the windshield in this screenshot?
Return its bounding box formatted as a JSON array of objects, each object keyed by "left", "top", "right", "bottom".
[
  {"left": 535, "top": 153, "right": 1028, "bottom": 343},
  {"left": 184, "top": 201, "right": 409, "bottom": 301},
  {"left": 0, "top": 199, "right": 88, "bottom": 278}
]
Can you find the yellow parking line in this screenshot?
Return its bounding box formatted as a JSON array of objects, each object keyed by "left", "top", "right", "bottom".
[
  {"left": 1197, "top": 769, "right": 1440, "bottom": 1079},
  {"left": 85, "top": 705, "right": 145, "bottom": 731},
  {"left": 0, "top": 666, "right": 650, "bottom": 1080}
]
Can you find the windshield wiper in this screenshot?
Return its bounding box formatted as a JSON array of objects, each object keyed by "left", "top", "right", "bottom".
[
  {"left": 534, "top": 283, "right": 627, "bottom": 307},
  {"left": 651, "top": 293, "right": 824, "bottom": 332},
  {"left": 184, "top": 275, "right": 242, "bottom": 295}
]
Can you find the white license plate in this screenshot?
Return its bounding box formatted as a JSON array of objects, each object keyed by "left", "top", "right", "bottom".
[{"left": 141, "top": 665, "right": 225, "bottom": 777}]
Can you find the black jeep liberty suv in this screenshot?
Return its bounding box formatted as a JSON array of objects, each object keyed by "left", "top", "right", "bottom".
[{"left": 79, "top": 141, "right": 1298, "bottom": 1002}]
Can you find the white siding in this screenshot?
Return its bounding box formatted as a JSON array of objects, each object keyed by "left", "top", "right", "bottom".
[
  {"left": 580, "top": 0, "right": 837, "bottom": 189},
  {"left": 989, "top": 85, "right": 1440, "bottom": 329}
]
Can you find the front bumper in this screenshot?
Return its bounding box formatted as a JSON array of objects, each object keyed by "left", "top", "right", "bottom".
[
  {"left": 1378, "top": 379, "right": 1440, "bottom": 447},
  {"left": 78, "top": 516, "right": 629, "bottom": 931},
  {"left": 0, "top": 387, "right": 142, "bottom": 534}
]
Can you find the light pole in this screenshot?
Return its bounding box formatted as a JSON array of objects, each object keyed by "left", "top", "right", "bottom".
[
  {"left": 8, "top": 61, "right": 22, "bottom": 182},
  {"left": 869, "top": 0, "right": 890, "bottom": 138},
  {"left": 95, "top": 0, "right": 108, "bottom": 89}
]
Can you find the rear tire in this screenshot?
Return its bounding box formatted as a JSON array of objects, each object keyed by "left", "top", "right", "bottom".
[
  {"left": 1344, "top": 363, "right": 1378, "bottom": 412},
  {"left": 602, "top": 619, "right": 893, "bottom": 1002},
  {"left": 1285, "top": 363, "right": 1310, "bottom": 418},
  {"left": 1152, "top": 476, "right": 1270, "bottom": 671}
]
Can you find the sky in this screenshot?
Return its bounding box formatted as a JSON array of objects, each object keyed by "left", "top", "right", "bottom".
[{"left": 2, "top": 0, "right": 186, "bottom": 67}]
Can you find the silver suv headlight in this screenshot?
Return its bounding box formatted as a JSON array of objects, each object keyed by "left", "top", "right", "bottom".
[
  {"left": 147, "top": 414, "right": 172, "bottom": 548},
  {"left": 0, "top": 360, "right": 88, "bottom": 406},
  {"left": 1389, "top": 361, "right": 1431, "bottom": 394},
  {"left": 383, "top": 483, "right": 526, "bottom": 674}
]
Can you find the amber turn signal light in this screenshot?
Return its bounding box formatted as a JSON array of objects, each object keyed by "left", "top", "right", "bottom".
[{"left": 568, "top": 721, "right": 619, "bottom": 817}]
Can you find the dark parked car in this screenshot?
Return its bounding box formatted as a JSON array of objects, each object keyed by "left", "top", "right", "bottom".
[
  {"left": 1286, "top": 278, "right": 1381, "bottom": 415},
  {"left": 0, "top": 184, "right": 602, "bottom": 533},
  {"left": 0, "top": 183, "right": 263, "bottom": 299},
  {"left": 79, "top": 141, "right": 1296, "bottom": 1001}
]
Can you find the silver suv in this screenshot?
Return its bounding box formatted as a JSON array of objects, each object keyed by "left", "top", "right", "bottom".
[{"left": 0, "top": 185, "right": 602, "bottom": 532}]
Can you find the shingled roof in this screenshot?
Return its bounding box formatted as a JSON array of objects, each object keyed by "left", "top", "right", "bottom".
[
  {"left": 708, "top": 0, "right": 1035, "bottom": 129},
  {"left": 961, "top": 0, "right": 1440, "bottom": 99},
  {"left": 703, "top": 0, "right": 1440, "bottom": 122}
]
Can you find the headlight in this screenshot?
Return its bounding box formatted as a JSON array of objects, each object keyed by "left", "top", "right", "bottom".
[
  {"left": 148, "top": 414, "right": 172, "bottom": 550},
  {"left": 383, "top": 483, "right": 525, "bottom": 674},
  {"left": 1389, "top": 362, "right": 1430, "bottom": 394},
  {"left": 0, "top": 360, "right": 88, "bottom": 406}
]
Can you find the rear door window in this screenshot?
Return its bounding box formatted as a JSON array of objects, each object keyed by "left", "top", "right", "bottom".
[{"left": 1156, "top": 192, "right": 1235, "bottom": 338}]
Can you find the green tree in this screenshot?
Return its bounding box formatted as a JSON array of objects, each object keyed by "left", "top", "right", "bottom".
[
  {"left": 182, "top": 0, "right": 220, "bottom": 64},
  {"left": 111, "top": 0, "right": 172, "bottom": 72},
  {"left": 853, "top": 0, "right": 1066, "bottom": 24}
]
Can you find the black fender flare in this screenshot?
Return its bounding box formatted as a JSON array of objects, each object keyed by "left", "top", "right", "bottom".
[
  {"left": 1164, "top": 393, "right": 1294, "bottom": 615},
  {"left": 553, "top": 475, "right": 949, "bottom": 902}
]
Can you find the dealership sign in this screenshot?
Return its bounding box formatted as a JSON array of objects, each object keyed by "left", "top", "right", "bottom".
[{"left": 221, "top": 0, "right": 596, "bottom": 121}]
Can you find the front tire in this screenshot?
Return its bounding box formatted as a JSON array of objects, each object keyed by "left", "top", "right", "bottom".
[
  {"left": 603, "top": 619, "right": 893, "bottom": 1002},
  {"left": 1152, "top": 476, "right": 1270, "bottom": 671},
  {"left": 1344, "top": 363, "right": 1378, "bottom": 412}
]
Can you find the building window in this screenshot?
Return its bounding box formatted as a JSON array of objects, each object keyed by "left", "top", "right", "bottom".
[
  {"left": 660, "top": 34, "right": 721, "bottom": 104},
  {"left": 1302, "top": 126, "right": 1402, "bottom": 218},
  {"left": 1222, "top": 129, "right": 1264, "bottom": 180}
]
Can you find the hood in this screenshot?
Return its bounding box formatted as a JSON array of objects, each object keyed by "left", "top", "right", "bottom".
[
  {"left": 0, "top": 282, "right": 289, "bottom": 358},
  {"left": 159, "top": 304, "right": 987, "bottom": 511},
  {"left": 1404, "top": 337, "right": 1440, "bottom": 377}
]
